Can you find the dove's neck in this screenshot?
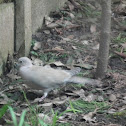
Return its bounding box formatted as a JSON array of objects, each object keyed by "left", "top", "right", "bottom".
[
  {"left": 21, "top": 64, "right": 33, "bottom": 70},
  {"left": 25, "top": 64, "right": 33, "bottom": 68}
]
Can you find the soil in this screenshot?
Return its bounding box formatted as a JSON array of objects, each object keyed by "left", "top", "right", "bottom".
[{"left": 0, "top": 0, "right": 126, "bottom": 126}]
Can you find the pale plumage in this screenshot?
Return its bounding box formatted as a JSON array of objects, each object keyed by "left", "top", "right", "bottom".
[{"left": 18, "top": 57, "right": 101, "bottom": 101}]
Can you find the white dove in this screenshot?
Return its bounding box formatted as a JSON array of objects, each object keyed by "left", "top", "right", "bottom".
[{"left": 17, "top": 57, "right": 101, "bottom": 102}]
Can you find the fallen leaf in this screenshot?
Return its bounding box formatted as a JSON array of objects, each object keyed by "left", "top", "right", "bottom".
[
  {"left": 72, "top": 46, "right": 77, "bottom": 50},
  {"left": 73, "top": 89, "right": 85, "bottom": 98},
  {"left": 53, "top": 99, "right": 67, "bottom": 105},
  {"left": 38, "top": 113, "right": 52, "bottom": 124},
  {"left": 45, "top": 16, "right": 54, "bottom": 25},
  {"left": 6, "top": 73, "right": 21, "bottom": 80},
  {"left": 64, "top": 20, "right": 73, "bottom": 26},
  {"left": 86, "top": 94, "right": 97, "bottom": 102},
  {"left": 33, "top": 59, "right": 43, "bottom": 66},
  {"left": 90, "top": 24, "right": 96, "bottom": 33},
  {"left": 107, "top": 109, "right": 116, "bottom": 114},
  {"left": 33, "top": 42, "right": 41, "bottom": 50},
  {"left": 92, "top": 44, "right": 99, "bottom": 50},
  {"left": 62, "top": 37, "right": 71, "bottom": 42},
  {"left": 41, "top": 102, "right": 53, "bottom": 108},
  {"left": 97, "top": 96, "right": 104, "bottom": 102},
  {"left": 68, "top": 3, "right": 75, "bottom": 11},
  {"left": 49, "top": 61, "right": 64, "bottom": 67},
  {"left": 74, "top": 63, "right": 94, "bottom": 70},
  {"left": 114, "top": 51, "right": 126, "bottom": 58},
  {"left": 0, "top": 78, "right": 3, "bottom": 84},
  {"left": 81, "top": 40, "right": 89, "bottom": 45},
  {"left": 109, "top": 94, "right": 117, "bottom": 102},
  {"left": 69, "top": 12, "right": 75, "bottom": 18},
  {"left": 43, "top": 30, "right": 50, "bottom": 34},
  {"left": 82, "top": 108, "right": 98, "bottom": 122},
  {"left": 67, "top": 35, "right": 74, "bottom": 39},
  {"left": 47, "top": 23, "right": 59, "bottom": 28},
  {"left": 52, "top": 46, "right": 64, "bottom": 51}
]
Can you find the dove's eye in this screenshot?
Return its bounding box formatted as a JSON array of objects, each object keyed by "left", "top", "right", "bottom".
[{"left": 19, "top": 60, "right": 23, "bottom": 63}]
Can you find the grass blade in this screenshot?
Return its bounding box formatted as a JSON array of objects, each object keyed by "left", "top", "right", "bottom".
[
  {"left": 19, "top": 110, "right": 27, "bottom": 126},
  {"left": 0, "top": 104, "right": 9, "bottom": 119},
  {"left": 8, "top": 106, "right": 17, "bottom": 126}
]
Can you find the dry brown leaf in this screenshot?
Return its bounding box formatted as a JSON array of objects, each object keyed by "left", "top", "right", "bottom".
[
  {"left": 92, "top": 43, "right": 99, "bottom": 50},
  {"left": 0, "top": 78, "right": 3, "bottom": 84},
  {"left": 86, "top": 94, "right": 97, "bottom": 102},
  {"left": 109, "top": 94, "right": 117, "bottom": 102},
  {"left": 114, "top": 51, "right": 126, "bottom": 58},
  {"left": 81, "top": 40, "right": 89, "bottom": 45},
  {"left": 74, "top": 63, "right": 94, "bottom": 70},
  {"left": 33, "top": 42, "right": 41, "bottom": 50},
  {"left": 121, "top": 43, "right": 126, "bottom": 49},
  {"left": 53, "top": 99, "right": 67, "bottom": 105},
  {"left": 67, "top": 35, "right": 74, "bottom": 39},
  {"left": 38, "top": 113, "right": 52, "bottom": 124},
  {"left": 73, "top": 89, "right": 85, "bottom": 98},
  {"left": 33, "top": 58, "right": 43, "bottom": 66},
  {"left": 6, "top": 73, "right": 21, "bottom": 80},
  {"left": 68, "top": 3, "right": 75, "bottom": 11},
  {"left": 47, "top": 23, "right": 59, "bottom": 28},
  {"left": 72, "top": 46, "right": 77, "bottom": 50},
  {"left": 90, "top": 24, "right": 96, "bottom": 33},
  {"left": 82, "top": 108, "right": 98, "bottom": 122},
  {"left": 43, "top": 30, "right": 50, "bottom": 34},
  {"left": 52, "top": 46, "right": 64, "bottom": 51},
  {"left": 45, "top": 16, "right": 54, "bottom": 25},
  {"left": 49, "top": 61, "right": 64, "bottom": 67}
]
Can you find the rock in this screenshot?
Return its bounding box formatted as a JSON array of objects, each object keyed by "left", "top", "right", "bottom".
[{"left": 109, "top": 94, "right": 116, "bottom": 102}]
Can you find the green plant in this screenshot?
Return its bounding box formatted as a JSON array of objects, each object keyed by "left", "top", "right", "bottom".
[
  {"left": 70, "top": 99, "right": 110, "bottom": 114},
  {"left": 0, "top": 104, "right": 9, "bottom": 119},
  {"left": 113, "top": 110, "right": 126, "bottom": 117},
  {"left": 8, "top": 106, "right": 28, "bottom": 126},
  {"left": 30, "top": 51, "right": 39, "bottom": 57},
  {"left": 77, "top": 1, "right": 101, "bottom": 17},
  {"left": 51, "top": 107, "right": 80, "bottom": 126},
  {"left": 31, "top": 40, "right": 36, "bottom": 47},
  {"left": 113, "top": 33, "right": 126, "bottom": 44},
  {"left": 22, "top": 90, "right": 48, "bottom": 126},
  {"left": 40, "top": 52, "right": 68, "bottom": 63}
]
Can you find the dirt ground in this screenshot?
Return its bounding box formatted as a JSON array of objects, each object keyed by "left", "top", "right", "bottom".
[{"left": 0, "top": 0, "right": 126, "bottom": 126}]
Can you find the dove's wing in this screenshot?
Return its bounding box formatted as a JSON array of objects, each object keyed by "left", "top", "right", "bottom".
[{"left": 19, "top": 65, "right": 72, "bottom": 90}]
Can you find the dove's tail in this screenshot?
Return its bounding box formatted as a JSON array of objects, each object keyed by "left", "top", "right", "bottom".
[
  {"left": 67, "top": 67, "right": 81, "bottom": 76},
  {"left": 68, "top": 76, "right": 101, "bottom": 86}
]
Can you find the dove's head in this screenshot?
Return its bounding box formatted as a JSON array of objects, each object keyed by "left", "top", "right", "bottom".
[{"left": 18, "top": 57, "right": 33, "bottom": 67}]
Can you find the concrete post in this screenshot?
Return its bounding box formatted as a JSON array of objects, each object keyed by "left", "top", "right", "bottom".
[
  {"left": 15, "top": 0, "right": 32, "bottom": 56},
  {"left": 0, "top": 3, "right": 14, "bottom": 75}
]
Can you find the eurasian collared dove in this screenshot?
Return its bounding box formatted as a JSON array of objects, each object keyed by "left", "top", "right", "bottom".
[{"left": 18, "top": 57, "right": 101, "bottom": 102}]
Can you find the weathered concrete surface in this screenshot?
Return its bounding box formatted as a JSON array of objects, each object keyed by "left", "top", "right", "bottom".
[
  {"left": 31, "top": 0, "right": 67, "bottom": 34},
  {"left": 0, "top": 3, "right": 14, "bottom": 75},
  {"left": 15, "top": 0, "right": 66, "bottom": 57},
  {"left": 15, "top": 0, "right": 32, "bottom": 56}
]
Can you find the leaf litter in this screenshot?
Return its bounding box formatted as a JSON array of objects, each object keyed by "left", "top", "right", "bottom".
[{"left": 1, "top": 0, "right": 126, "bottom": 125}]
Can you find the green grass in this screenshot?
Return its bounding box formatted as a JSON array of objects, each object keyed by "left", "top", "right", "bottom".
[
  {"left": 70, "top": 99, "right": 110, "bottom": 114},
  {"left": 77, "top": 1, "right": 101, "bottom": 18},
  {"left": 113, "top": 33, "right": 126, "bottom": 44},
  {"left": 0, "top": 104, "right": 9, "bottom": 119},
  {"left": 40, "top": 52, "right": 68, "bottom": 63},
  {"left": 8, "top": 106, "right": 27, "bottom": 126}
]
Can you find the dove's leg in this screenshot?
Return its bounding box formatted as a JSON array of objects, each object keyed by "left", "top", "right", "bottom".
[{"left": 39, "top": 92, "right": 48, "bottom": 102}]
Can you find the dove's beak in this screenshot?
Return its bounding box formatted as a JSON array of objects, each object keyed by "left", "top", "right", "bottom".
[{"left": 14, "top": 62, "right": 20, "bottom": 69}]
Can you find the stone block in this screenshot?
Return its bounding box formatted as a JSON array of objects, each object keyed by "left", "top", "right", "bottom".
[
  {"left": 31, "top": 0, "right": 67, "bottom": 34},
  {"left": 0, "top": 3, "right": 14, "bottom": 75}
]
